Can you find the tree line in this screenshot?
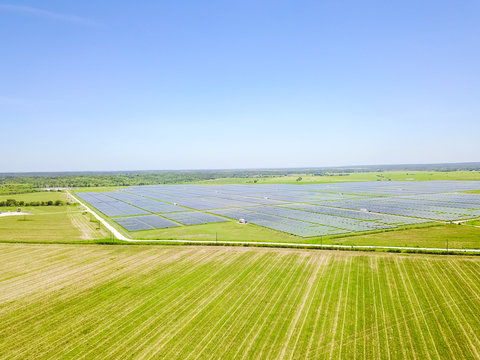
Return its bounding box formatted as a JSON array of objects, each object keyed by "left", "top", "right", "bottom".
[
  {"left": 0, "top": 171, "right": 306, "bottom": 188},
  {"left": 0, "top": 199, "right": 66, "bottom": 207},
  {"left": 0, "top": 184, "right": 36, "bottom": 195},
  {"left": 1, "top": 164, "right": 479, "bottom": 191}
]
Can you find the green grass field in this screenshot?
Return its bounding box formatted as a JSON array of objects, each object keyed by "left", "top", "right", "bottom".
[
  {"left": 195, "top": 170, "right": 480, "bottom": 185},
  {"left": 118, "top": 220, "right": 480, "bottom": 249},
  {"left": 0, "top": 243, "right": 479, "bottom": 359},
  {"left": 0, "top": 205, "right": 108, "bottom": 243},
  {"left": 464, "top": 189, "right": 480, "bottom": 194},
  {"left": 129, "top": 219, "right": 300, "bottom": 242},
  {"left": 0, "top": 191, "right": 67, "bottom": 203},
  {"left": 313, "top": 223, "right": 480, "bottom": 249},
  {"left": 466, "top": 219, "right": 480, "bottom": 226}
]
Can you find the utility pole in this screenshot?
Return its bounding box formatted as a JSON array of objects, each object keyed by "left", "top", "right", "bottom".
[
  {"left": 446, "top": 237, "right": 448, "bottom": 251},
  {"left": 216, "top": 232, "right": 218, "bottom": 244}
]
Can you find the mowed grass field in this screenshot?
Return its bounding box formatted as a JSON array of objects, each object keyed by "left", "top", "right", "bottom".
[
  {"left": 0, "top": 207, "right": 108, "bottom": 243},
  {"left": 314, "top": 223, "right": 480, "bottom": 249},
  {"left": 129, "top": 219, "right": 300, "bottom": 242},
  {"left": 0, "top": 206, "right": 81, "bottom": 243},
  {"left": 1, "top": 243, "right": 479, "bottom": 359}
]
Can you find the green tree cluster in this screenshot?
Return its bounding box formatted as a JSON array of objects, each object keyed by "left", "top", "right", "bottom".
[{"left": 0, "top": 199, "right": 65, "bottom": 207}]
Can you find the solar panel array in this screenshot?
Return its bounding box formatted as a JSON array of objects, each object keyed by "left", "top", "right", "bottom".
[
  {"left": 162, "top": 211, "right": 228, "bottom": 226},
  {"left": 75, "top": 180, "right": 480, "bottom": 237},
  {"left": 283, "top": 204, "right": 426, "bottom": 225},
  {"left": 76, "top": 192, "right": 148, "bottom": 217},
  {"left": 316, "top": 198, "right": 480, "bottom": 221},
  {"left": 113, "top": 215, "right": 180, "bottom": 231},
  {"left": 105, "top": 191, "right": 183, "bottom": 213},
  {"left": 209, "top": 208, "right": 348, "bottom": 237}
]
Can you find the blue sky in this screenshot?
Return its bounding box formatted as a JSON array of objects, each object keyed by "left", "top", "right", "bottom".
[{"left": 1, "top": 0, "right": 479, "bottom": 172}]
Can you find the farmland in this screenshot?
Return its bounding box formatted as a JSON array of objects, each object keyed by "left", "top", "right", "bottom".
[{"left": 0, "top": 243, "right": 479, "bottom": 359}]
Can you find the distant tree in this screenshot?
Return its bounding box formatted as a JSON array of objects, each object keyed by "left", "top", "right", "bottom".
[{"left": 6, "top": 199, "right": 17, "bottom": 207}]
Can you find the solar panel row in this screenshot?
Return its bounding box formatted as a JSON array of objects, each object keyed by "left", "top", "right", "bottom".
[
  {"left": 105, "top": 191, "right": 186, "bottom": 213},
  {"left": 210, "top": 208, "right": 347, "bottom": 237},
  {"left": 161, "top": 211, "right": 228, "bottom": 225},
  {"left": 113, "top": 215, "right": 180, "bottom": 231},
  {"left": 76, "top": 192, "right": 148, "bottom": 217},
  {"left": 246, "top": 206, "right": 394, "bottom": 231},
  {"left": 317, "top": 199, "right": 475, "bottom": 221}
]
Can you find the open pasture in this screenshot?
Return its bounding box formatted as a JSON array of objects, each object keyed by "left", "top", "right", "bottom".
[
  {"left": 74, "top": 181, "right": 480, "bottom": 240},
  {"left": 0, "top": 191, "right": 67, "bottom": 203},
  {"left": 0, "top": 205, "right": 107, "bottom": 243},
  {"left": 0, "top": 243, "right": 479, "bottom": 359}
]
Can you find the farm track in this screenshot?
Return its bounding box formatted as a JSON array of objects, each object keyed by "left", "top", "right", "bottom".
[{"left": 0, "top": 243, "right": 479, "bottom": 359}]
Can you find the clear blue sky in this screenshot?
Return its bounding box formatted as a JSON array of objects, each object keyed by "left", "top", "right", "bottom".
[{"left": 1, "top": 0, "right": 479, "bottom": 172}]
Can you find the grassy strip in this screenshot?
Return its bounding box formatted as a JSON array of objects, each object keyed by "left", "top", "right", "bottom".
[
  {"left": 1, "top": 238, "right": 479, "bottom": 255},
  {"left": 462, "top": 190, "right": 480, "bottom": 194}
]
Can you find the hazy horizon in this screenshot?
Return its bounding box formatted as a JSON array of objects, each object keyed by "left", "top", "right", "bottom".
[
  {"left": 1, "top": 161, "right": 479, "bottom": 176},
  {"left": 1, "top": 1, "right": 479, "bottom": 172}
]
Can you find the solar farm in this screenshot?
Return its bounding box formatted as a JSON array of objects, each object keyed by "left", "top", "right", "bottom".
[{"left": 75, "top": 180, "right": 480, "bottom": 238}]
